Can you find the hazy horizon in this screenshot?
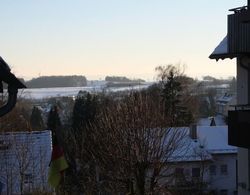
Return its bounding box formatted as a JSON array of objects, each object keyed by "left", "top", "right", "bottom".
[{"left": 22, "top": 71, "right": 235, "bottom": 82}]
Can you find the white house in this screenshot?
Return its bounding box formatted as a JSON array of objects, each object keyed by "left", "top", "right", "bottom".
[
  {"left": 216, "top": 93, "right": 236, "bottom": 117},
  {"left": 0, "top": 130, "right": 52, "bottom": 195},
  {"left": 168, "top": 126, "right": 237, "bottom": 195}
]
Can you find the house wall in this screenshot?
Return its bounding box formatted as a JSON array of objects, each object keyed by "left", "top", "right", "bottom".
[
  {"left": 208, "top": 154, "right": 237, "bottom": 195},
  {"left": 0, "top": 130, "right": 52, "bottom": 194},
  {"left": 237, "top": 58, "right": 250, "bottom": 195},
  {"left": 166, "top": 153, "right": 237, "bottom": 195}
]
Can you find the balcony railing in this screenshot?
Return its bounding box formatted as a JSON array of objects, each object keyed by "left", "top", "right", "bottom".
[{"left": 228, "top": 104, "right": 250, "bottom": 148}]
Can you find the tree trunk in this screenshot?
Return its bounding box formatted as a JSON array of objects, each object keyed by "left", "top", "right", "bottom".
[{"left": 135, "top": 162, "right": 146, "bottom": 195}]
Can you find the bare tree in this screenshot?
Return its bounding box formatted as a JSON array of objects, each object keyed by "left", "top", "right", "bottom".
[
  {"left": 73, "top": 91, "right": 189, "bottom": 195},
  {"left": 61, "top": 65, "right": 197, "bottom": 194},
  {"left": 191, "top": 140, "right": 211, "bottom": 194},
  {"left": 0, "top": 99, "right": 32, "bottom": 132}
]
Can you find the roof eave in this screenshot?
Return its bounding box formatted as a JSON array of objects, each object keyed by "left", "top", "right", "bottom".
[
  {"left": 209, "top": 53, "right": 238, "bottom": 61},
  {"left": 209, "top": 52, "right": 250, "bottom": 61}
]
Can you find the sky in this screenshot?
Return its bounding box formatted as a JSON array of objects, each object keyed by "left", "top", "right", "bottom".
[{"left": 0, "top": 0, "right": 247, "bottom": 81}]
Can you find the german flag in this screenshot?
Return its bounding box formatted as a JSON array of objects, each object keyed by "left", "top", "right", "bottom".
[{"left": 48, "top": 141, "right": 68, "bottom": 188}]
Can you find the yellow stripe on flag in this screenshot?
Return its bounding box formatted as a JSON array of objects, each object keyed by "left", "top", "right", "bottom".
[{"left": 48, "top": 156, "right": 68, "bottom": 188}]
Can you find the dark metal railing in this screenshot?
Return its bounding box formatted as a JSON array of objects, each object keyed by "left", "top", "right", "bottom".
[{"left": 230, "top": 104, "right": 250, "bottom": 110}]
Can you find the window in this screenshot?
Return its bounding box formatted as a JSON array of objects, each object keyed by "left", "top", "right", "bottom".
[
  {"left": 209, "top": 165, "right": 216, "bottom": 175},
  {"left": 23, "top": 173, "right": 33, "bottom": 184},
  {"left": 184, "top": 169, "right": 190, "bottom": 176},
  {"left": 175, "top": 168, "right": 184, "bottom": 177},
  {"left": 192, "top": 168, "right": 200, "bottom": 177},
  {"left": 0, "top": 140, "right": 10, "bottom": 150},
  {"left": 220, "top": 189, "right": 228, "bottom": 195},
  {"left": 220, "top": 165, "right": 228, "bottom": 175}
]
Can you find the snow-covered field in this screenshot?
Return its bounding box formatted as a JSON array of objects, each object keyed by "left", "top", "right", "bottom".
[{"left": 18, "top": 84, "right": 151, "bottom": 99}]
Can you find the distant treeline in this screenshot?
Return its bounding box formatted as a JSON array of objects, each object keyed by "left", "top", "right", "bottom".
[
  {"left": 25, "top": 76, "right": 87, "bottom": 88},
  {"left": 105, "top": 76, "right": 145, "bottom": 83}
]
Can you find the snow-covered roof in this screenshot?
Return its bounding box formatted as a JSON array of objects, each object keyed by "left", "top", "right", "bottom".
[
  {"left": 0, "top": 130, "right": 52, "bottom": 193},
  {"left": 197, "top": 126, "right": 237, "bottom": 154},
  {"left": 170, "top": 137, "right": 213, "bottom": 162},
  {"left": 169, "top": 125, "right": 237, "bottom": 163},
  {"left": 0, "top": 130, "right": 52, "bottom": 161},
  {"left": 209, "top": 36, "right": 237, "bottom": 60},
  {"left": 216, "top": 93, "right": 235, "bottom": 103},
  {"left": 212, "top": 36, "right": 228, "bottom": 55}
]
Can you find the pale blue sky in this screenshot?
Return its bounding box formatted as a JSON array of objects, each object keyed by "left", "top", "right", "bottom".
[{"left": 0, "top": 0, "right": 246, "bottom": 81}]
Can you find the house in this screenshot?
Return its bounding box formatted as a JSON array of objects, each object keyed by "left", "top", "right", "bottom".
[
  {"left": 216, "top": 93, "right": 236, "bottom": 117},
  {"left": 168, "top": 126, "right": 237, "bottom": 195},
  {"left": 0, "top": 130, "right": 52, "bottom": 194}
]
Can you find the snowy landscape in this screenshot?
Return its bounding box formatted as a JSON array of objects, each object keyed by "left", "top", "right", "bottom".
[
  {"left": 2, "top": 0, "right": 248, "bottom": 194},
  {"left": 18, "top": 83, "right": 152, "bottom": 99}
]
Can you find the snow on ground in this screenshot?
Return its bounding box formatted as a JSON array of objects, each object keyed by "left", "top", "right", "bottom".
[
  {"left": 18, "top": 84, "right": 151, "bottom": 99},
  {"left": 18, "top": 86, "right": 98, "bottom": 99}
]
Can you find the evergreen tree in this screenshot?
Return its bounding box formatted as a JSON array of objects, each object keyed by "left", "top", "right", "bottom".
[
  {"left": 72, "top": 92, "right": 97, "bottom": 132},
  {"left": 47, "top": 105, "right": 61, "bottom": 131},
  {"left": 162, "top": 70, "right": 182, "bottom": 121},
  {"left": 156, "top": 65, "right": 194, "bottom": 126},
  {"left": 30, "top": 106, "right": 45, "bottom": 131},
  {"left": 64, "top": 92, "right": 99, "bottom": 192}
]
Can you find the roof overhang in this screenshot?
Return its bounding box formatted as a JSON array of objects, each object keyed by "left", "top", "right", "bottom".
[{"left": 209, "top": 36, "right": 238, "bottom": 61}]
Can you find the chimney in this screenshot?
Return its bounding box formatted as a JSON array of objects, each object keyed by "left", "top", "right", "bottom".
[
  {"left": 190, "top": 124, "right": 197, "bottom": 140},
  {"left": 210, "top": 117, "right": 216, "bottom": 126}
]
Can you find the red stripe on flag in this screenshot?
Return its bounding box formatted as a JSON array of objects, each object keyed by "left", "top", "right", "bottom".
[{"left": 51, "top": 145, "right": 64, "bottom": 160}]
